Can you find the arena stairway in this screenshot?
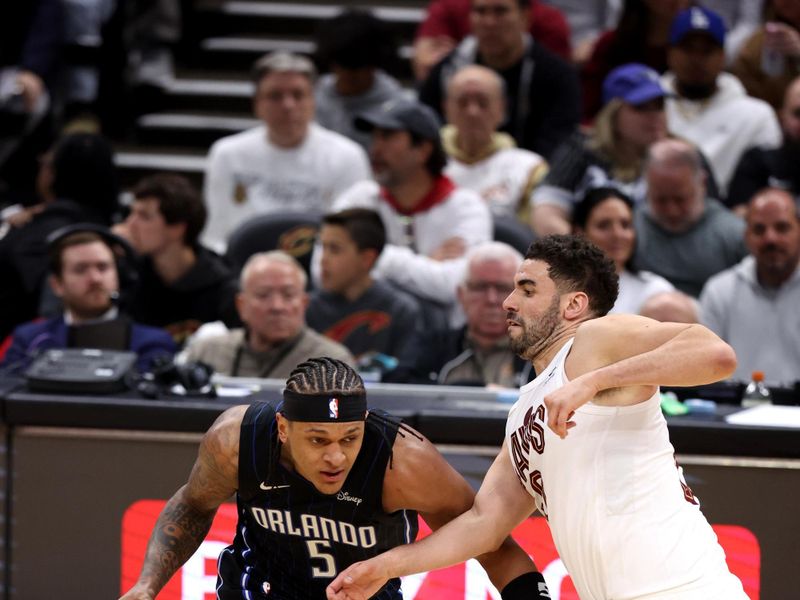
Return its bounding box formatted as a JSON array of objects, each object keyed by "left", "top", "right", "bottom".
[{"left": 114, "top": 0, "right": 425, "bottom": 189}]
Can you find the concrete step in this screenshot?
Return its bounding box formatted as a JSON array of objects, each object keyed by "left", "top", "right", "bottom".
[
  {"left": 135, "top": 112, "right": 259, "bottom": 147},
  {"left": 114, "top": 148, "right": 207, "bottom": 188},
  {"left": 194, "top": 35, "right": 414, "bottom": 75},
  {"left": 195, "top": 0, "right": 423, "bottom": 39}
]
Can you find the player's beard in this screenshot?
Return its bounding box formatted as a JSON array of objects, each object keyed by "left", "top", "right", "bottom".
[{"left": 508, "top": 294, "right": 562, "bottom": 362}]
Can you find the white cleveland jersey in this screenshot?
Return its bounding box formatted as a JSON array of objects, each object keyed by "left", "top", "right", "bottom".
[{"left": 506, "top": 338, "right": 747, "bottom": 600}]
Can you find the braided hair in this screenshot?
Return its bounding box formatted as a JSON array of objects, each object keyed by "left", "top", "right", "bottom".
[
  {"left": 284, "top": 357, "right": 365, "bottom": 395},
  {"left": 281, "top": 357, "right": 420, "bottom": 471}
]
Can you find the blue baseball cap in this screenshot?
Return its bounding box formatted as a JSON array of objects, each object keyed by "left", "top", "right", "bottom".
[
  {"left": 669, "top": 7, "right": 726, "bottom": 47},
  {"left": 602, "top": 63, "right": 666, "bottom": 106}
]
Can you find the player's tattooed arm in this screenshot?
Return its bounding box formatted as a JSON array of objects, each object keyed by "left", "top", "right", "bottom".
[{"left": 119, "top": 405, "right": 245, "bottom": 600}]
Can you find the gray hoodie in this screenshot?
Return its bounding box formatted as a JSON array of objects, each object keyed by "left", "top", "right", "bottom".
[{"left": 699, "top": 255, "right": 800, "bottom": 386}]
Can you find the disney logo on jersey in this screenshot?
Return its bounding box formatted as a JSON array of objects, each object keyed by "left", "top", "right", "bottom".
[
  {"left": 337, "top": 491, "right": 362, "bottom": 506},
  {"left": 329, "top": 397, "right": 339, "bottom": 419}
]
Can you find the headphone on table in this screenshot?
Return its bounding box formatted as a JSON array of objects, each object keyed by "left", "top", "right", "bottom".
[{"left": 133, "top": 357, "right": 216, "bottom": 400}]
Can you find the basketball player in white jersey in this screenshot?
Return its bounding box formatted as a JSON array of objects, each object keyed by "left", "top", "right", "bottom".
[{"left": 327, "top": 235, "right": 748, "bottom": 600}]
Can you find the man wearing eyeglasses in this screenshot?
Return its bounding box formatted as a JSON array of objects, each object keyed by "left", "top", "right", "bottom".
[
  {"left": 182, "top": 251, "right": 353, "bottom": 378},
  {"left": 384, "top": 241, "right": 533, "bottom": 387}
]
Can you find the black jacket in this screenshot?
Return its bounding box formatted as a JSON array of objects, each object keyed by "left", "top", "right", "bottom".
[
  {"left": 727, "top": 142, "right": 800, "bottom": 208},
  {"left": 128, "top": 246, "right": 240, "bottom": 346}
]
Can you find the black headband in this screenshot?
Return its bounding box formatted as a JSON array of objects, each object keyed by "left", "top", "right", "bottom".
[{"left": 280, "top": 390, "right": 367, "bottom": 422}]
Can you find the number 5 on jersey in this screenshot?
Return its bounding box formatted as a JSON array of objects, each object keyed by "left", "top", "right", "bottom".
[{"left": 306, "top": 540, "right": 337, "bottom": 577}]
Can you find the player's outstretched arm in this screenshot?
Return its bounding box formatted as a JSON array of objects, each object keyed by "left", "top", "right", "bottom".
[
  {"left": 119, "top": 406, "right": 245, "bottom": 600},
  {"left": 327, "top": 436, "right": 538, "bottom": 599},
  {"left": 546, "top": 315, "right": 738, "bottom": 437}
]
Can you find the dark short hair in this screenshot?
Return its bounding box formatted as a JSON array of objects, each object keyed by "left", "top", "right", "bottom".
[
  {"left": 315, "top": 9, "right": 397, "bottom": 71},
  {"left": 525, "top": 235, "right": 618, "bottom": 317},
  {"left": 572, "top": 186, "right": 634, "bottom": 229},
  {"left": 409, "top": 131, "right": 448, "bottom": 177},
  {"left": 573, "top": 187, "right": 638, "bottom": 273},
  {"left": 48, "top": 231, "right": 113, "bottom": 277},
  {"left": 132, "top": 174, "right": 206, "bottom": 247},
  {"left": 322, "top": 208, "right": 386, "bottom": 254}
]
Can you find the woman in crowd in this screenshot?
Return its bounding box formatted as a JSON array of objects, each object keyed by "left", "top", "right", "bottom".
[
  {"left": 531, "top": 62, "right": 719, "bottom": 237},
  {"left": 572, "top": 186, "right": 674, "bottom": 315}
]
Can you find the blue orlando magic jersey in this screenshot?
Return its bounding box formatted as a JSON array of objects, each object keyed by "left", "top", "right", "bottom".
[{"left": 216, "top": 402, "right": 419, "bottom": 599}]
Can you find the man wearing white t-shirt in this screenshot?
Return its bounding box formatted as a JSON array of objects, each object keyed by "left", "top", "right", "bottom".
[{"left": 202, "top": 52, "right": 371, "bottom": 253}]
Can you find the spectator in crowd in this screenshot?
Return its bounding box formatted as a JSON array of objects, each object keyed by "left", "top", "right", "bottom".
[
  {"left": 115, "top": 174, "right": 239, "bottom": 346},
  {"left": 1, "top": 229, "right": 176, "bottom": 373},
  {"left": 0, "top": 132, "right": 119, "bottom": 339},
  {"left": 542, "top": 0, "right": 621, "bottom": 63},
  {"left": 417, "top": 0, "right": 580, "bottom": 159},
  {"left": 581, "top": 0, "right": 688, "bottom": 121},
  {"left": 412, "top": 0, "right": 571, "bottom": 81},
  {"left": 0, "top": 0, "right": 62, "bottom": 207},
  {"left": 700, "top": 188, "right": 800, "bottom": 386},
  {"left": 313, "top": 9, "right": 407, "bottom": 150},
  {"left": 202, "top": 52, "right": 370, "bottom": 253},
  {"left": 639, "top": 289, "right": 698, "bottom": 323},
  {"left": 183, "top": 251, "right": 353, "bottom": 378},
  {"left": 728, "top": 75, "right": 800, "bottom": 212},
  {"left": 635, "top": 139, "right": 747, "bottom": 297},
  {"left": 572, "top": 186, "right": 676, "bottom": 315},
  {"left": 531, "top": 63, "right": 669, "bottom": 236},
  {"left": 662, "top": 6, "right": 781, "bottom": 196},
  {"left": 731, "top": 0, "right": 800, "bottom": 112},
  {"left": 442, "top": 65, "right": 547, "bottom": 221},
  {"left": 326, "top": 99, "right": 491, "bottom": 308},
  {"left": 703, "top": 0, "right": 765, "bottom": 63},
  {"left": 307, "top": 208, "right": 420, "bottom": 365},
  {"left": 385, "top": 241, "right": 533, "bottom": 387}
]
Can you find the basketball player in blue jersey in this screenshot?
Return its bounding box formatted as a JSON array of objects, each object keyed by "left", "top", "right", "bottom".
[
  {"left": 328, "top": 236, "right": 748, "bottom": 600},
  {"left": 120, "top": 357, "right": 550, "bottom": 600}
]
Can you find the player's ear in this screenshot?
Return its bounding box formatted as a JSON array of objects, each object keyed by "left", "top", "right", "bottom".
[
  {"left": 276, "top": 412, "right": 290, "bottom": 443},
  {"left": 563, "top": 291, "right": 590, "bottom": 320}
]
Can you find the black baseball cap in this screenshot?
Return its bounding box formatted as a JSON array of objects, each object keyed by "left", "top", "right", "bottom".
[{"left": 354, "top": 99, "right": 441, "bottom": 141}]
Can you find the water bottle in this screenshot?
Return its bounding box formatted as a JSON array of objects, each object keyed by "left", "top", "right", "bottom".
[{"left": 741, "top": 371, "right": 772, "bottom": 408}]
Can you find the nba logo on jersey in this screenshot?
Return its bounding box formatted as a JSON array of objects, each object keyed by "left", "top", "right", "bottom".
[{"left": 329, "top": 397, "right": 339, "bottom": 419}]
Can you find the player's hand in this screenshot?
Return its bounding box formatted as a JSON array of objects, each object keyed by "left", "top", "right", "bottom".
[
  {"left": 544, "top": 374, "right": 598, "bottom": 439},
  {"left": 326, "top": 559, "right": 388, "bottom": 600}
]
